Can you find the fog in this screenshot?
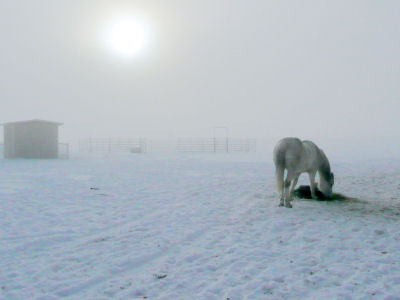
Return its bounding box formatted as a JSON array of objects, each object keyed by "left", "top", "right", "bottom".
[{"left": 1, "top": 0, "right": 399, "bottom": 160}]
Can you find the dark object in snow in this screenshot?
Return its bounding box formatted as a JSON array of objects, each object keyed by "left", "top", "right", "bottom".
[
  {"left": 90, "top": 187, "right": 100, "bottom": 190},
  {"left": 294, "top": 185, "right": 325, "bottom": 200},
  {"left": 153, "top": 274, "right": 167, "bottom": 279},
  {"left": 294, "top": 185, "right": 347, "bottom": 201}
]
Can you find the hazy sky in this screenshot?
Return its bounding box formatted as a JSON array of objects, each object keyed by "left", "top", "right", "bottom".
[{"left": 1, "top": 1, "right": 399, "bottom": 157}]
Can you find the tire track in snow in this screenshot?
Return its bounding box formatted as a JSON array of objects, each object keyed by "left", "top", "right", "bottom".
[
  {"left": 48, "top": 181, "right": 259, "bottom": 298},
  {"left": 50, "top": 227, "right": 212, "bottom": 298}
]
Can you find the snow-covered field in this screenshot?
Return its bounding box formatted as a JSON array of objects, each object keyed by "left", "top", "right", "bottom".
[{"left": 1, "top": 154, "right": 400, "bottom": 299}]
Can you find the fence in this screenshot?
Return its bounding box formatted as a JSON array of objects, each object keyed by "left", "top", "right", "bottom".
[
  {"left": 79, "top": 138, "right": 147, "bottom": 153},
  {"left": 176, "top": 138, "right": 256, "bottom": 153}
]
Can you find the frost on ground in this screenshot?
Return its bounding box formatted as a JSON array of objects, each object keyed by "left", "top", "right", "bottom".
[{"left": 1, "top": 154, "right": 400, "bottom": 299}]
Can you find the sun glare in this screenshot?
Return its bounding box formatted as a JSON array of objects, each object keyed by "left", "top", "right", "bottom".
[{"left": 104, "top": 16, "right": 147, "bottom": 57}]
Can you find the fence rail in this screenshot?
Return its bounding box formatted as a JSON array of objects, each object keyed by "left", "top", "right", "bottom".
[
  {"left": 177, "top": 138, "right": 256, "bottom": 153},
  {"left": 79, "top": 138, "right": 147, "bottom": 153}
]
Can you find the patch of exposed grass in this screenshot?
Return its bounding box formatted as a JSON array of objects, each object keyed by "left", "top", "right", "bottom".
[{"left": 294, "top": 185, "right": 348, "bottom": 201}]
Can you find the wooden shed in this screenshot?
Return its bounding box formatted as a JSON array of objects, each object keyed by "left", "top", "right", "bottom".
[{"left": 1, "top": 119, "right": 63, "bottom": 159}]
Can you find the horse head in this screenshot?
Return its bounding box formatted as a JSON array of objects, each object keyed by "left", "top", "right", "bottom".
[{"left": 319, "top": 172, "right": 334, "bottom": 198}]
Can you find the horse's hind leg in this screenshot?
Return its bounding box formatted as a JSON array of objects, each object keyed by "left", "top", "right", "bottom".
[
  {"left": 275, "top": 166, "right": 285, "bottom": 206},
  {"left": 284, "top": 171, "right": 295, "bottom": 208},
  {"left": 289, "top": 174, "right": 300, "bottom": 201},
  {"left": 279, "top": 191, "right": 284, "bottom": 207}
]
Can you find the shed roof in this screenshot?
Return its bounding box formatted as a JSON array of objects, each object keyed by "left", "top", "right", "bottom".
[{"left": 0, "top": 119, "right": 63, "bottom": 126}]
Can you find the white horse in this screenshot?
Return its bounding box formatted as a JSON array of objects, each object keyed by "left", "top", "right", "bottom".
[{"left": 273, "top": 137, "right": 334, "bottom": 208}]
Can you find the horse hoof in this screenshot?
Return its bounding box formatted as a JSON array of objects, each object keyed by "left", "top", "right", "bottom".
[
  {"left": 285, "top": 204, "right": 293, "bottom": 208},
  {"left": 279, "top": 202, "right": 284, "bottom": 207}
]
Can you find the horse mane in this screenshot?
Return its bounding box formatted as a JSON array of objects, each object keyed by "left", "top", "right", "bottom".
[{"left": 318, "top": 149, "right": 331, "bottom": 180}]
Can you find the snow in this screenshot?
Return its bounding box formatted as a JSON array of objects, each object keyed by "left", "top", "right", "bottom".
[{"left": 1, "top": 154, "right": 400, "bottom": 299}]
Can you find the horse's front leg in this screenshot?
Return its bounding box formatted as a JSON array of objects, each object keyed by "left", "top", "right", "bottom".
[{"left": 308, "top": 171, "right": 317, "bottom": 199}]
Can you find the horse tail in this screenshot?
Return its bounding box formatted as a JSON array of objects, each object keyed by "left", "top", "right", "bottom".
[
  {"left": 275, "top": 166, "right": 285, "bottom": 194},
  {"left": 273, "top": 142, "right": 286, "bottom": 194}
]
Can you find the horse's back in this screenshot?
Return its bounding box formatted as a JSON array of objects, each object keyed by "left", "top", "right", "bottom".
[
  {"left": 302, "top": 140, "right": 319, "bottom": 151},
  {"left": 300, "top": 140, "right": 321, "bottom": 162},
  {"left": 273, "top": 138, "right": 303, "bottom": 169}
]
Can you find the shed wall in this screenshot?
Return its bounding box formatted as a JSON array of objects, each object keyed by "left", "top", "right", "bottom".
[
  {"left": 4, "top": 123, "right": 59, "bottom": 158},
  {"left": 4, "top": 125, "right": 15, "bottom": 159}
]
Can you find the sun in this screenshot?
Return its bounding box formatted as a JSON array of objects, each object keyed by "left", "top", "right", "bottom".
[{"left": 104, "top": 16, "right": 147, "bottom": 57}]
